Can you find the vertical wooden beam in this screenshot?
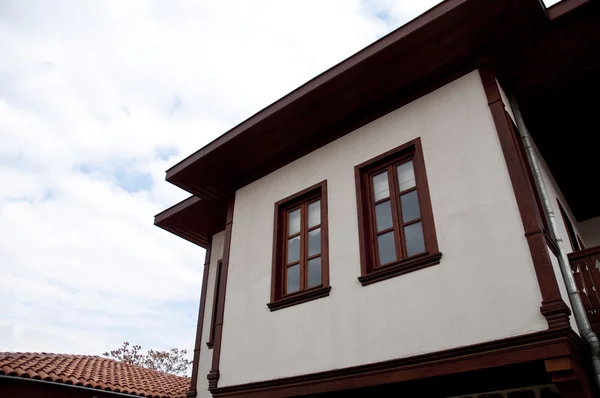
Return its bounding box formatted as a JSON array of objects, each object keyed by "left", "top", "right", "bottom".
[
  {"left": 479, "top": 65, "right": 571, "bottom": 329},
  {"left": 187, "top": 236, "right": 213, "bottom": 398},
  {"left": 208, "top": 197, "right": 235, "bottom": 390}
]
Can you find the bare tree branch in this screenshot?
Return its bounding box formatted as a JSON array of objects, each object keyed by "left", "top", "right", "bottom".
[{"left": 103, "top": 342, "right": 192, "bottom": 377}]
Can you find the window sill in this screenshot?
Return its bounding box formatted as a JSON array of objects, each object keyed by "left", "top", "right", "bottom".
[
  {"left": 267, "top": 285, "right": 331, "bottom": 311},
  {"left": 206, "top": 341, "right": 214, "bottom": 349},
  {"left": 358, "top": 252, "right": 442, "bottom": 286}
]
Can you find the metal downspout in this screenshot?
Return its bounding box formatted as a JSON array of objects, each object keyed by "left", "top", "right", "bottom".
[{"left": 510, "top": 96, "right": 600, "bottom": 389}]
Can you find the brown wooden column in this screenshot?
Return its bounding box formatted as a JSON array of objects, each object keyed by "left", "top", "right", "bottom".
[
  {"left": 187, "top": 236, "right": 213, "bottom": 398},
  {"left": 479, "top": 65, "right": 571, "bottom": 330},
  {"left": 208, "top": 198, "right": 235, "bottom": 390},
  {"left": 545, "top": 357, "right": 595, "bottom": 398}
]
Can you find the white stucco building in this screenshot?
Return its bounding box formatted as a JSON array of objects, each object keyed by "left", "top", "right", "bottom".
[{"left": 156, "top": 1, "right": 600, "bottom": 396}]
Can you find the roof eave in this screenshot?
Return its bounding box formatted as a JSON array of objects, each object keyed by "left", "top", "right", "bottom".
[
  {"left": 163, "top": 0, "right": 477, "bottom": 188},
  {"left": 154, "top": 196, "right": 227, "bottom": 248}
]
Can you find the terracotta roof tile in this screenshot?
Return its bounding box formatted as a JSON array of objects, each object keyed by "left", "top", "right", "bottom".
[{"left": 0, "top": 352, "right": 189, "bottom": 398}]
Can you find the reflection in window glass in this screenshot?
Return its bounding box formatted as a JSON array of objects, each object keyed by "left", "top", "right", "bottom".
[
  {"left": 308, "top": 257, "right": 322, "bottom": 288},
  {"left": 287, "top": 264, "right": 300, "bottom": 294},
  {"left": 288, "top": 208, "right": 301, "bottom": 235},
  {"left": 400, "top": 190, "right": 420, "bottom": 222},
  {"left": 405, "top": 222, "right": 425, "bottom": 257},
  {"left": 287, "top": 236, "right": 300, "bottom": 263},
  {"left": 377, "top": 231, "right": 397, "bottom": 265},
  {"left": 375, "top": 201, "right": 394, "bottom": 232},
  {"left": 397, "top": 161, "right": 416, "bottom": 192},
  {"left": 372, "top": 171, "right": 390, "bottom": 201},
  {"left": 308, "top": 200, "right": 321, "bottom": 228},
  {"left": 308, "top": 228, "right": 321, "bottom": 257}
]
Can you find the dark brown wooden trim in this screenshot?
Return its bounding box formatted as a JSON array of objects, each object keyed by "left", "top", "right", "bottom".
[
  {"left": 165, "top": 0, "right": 471, "bottom": 180},
  {"left": 208, "top": 198, "right": 235, "bottom": 391},
  {"left": 321, "top": 180, "right": 330, "bottom": 295},
  {"left": 210, "top": 328, "right": 585, "bottom": 397},
  {"left": 267, "top": 286, "right": 331, "bottom": 311},
  {"left": 187, "top": 237, "right": 213, "bottom": 398},
  {"left": 154, "top": 196, "right": 228, "bottom": 249},
  {"left": 207, "top": 259, "right": 223, "bottom": 349},
  {"left": 567, "top": 245, "right": 600, "bottom": 262},
  {"left": 354, "top": 137, "right": 440, "bottom": 284},
  {"left": 273, "top": 181, "right": 328, "bottom": 209},
  {"left": 545, "top": 356, "right": 596, "bottom": 397},
  {"left": 479, "top": 65, "right": 571, "bottom": 330},
  {"left": 546, "top": 0, "right": 590, "bottom": 20},
  {"left": 0, "top": 376, "right": 148, "bottom": 398},
  {"left": 358, "top": 252, "right": 442, "bottom": 286},
  {"left": 269, "top": 181, "right": 330, "bottom": 309}
]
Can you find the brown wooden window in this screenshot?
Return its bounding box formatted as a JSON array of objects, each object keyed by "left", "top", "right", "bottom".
[
  {"left": 268, "top": 181, "right": 330, "bottom": 311},
  {"left": 206, "top": 259, "right": 222, "bottom": 349},
  {"left": 355, "top": 138, "right": 441, "bottom": 286}
]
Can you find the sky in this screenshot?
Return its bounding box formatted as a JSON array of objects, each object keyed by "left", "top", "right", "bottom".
[{"left": 0, "top": 0, "right": 464, "bottom": 364}]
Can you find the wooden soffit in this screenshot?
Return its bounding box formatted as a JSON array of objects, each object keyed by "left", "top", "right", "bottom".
[
  {"left": 164, "top": 0, "right": 527, "bottom": 199},
  {"left": 154, "top": 196, "right": 227, "bottom": 248}
]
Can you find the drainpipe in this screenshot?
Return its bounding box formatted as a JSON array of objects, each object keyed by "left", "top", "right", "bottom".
[{"left": 509, "top": 96, "right": 600, "bottom": 389}]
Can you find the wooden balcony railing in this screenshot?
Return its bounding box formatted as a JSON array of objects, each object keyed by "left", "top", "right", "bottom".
[{"left": 569, "top": 245, "right": 600, "bottom": 334}]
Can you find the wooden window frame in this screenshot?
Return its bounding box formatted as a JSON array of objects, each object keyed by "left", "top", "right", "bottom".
[
  {"left": 355, "top": 137, "right": 441, "bottom": 286},
  {"left": 267, "top": 181, "right": 330, "bottom": 311},
  {"left": 206, "top": 259, "right": 223, "bottom": 349}
]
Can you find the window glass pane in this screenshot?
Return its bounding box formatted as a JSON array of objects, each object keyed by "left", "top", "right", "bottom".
[
  {"left": 400, "top": 190, "right": 420, "bottom": 222},
  {"left": 287, "top": 264, "right": 300, "bottom": 294},
  {"left": 397, "top": 161, "right": 416, "bottom": 192},
  {"left": 377, "top": 231, "right": 397, "bottom": 265},
  {"left": 307, "top": 257, "right": 322, "bottom": 288},
  {"left": 405, "top": 222, "right": 425, "bottom": 257},
  {"left": 288, "top": 208, "right": 300, "bottom": 236},
  {"left": 287, "top": 236, "right": 300, "bottom": 264},
  {"left": 308, "top": 228, "right": 321, "bottom": 257},
  {"left": 372, "top": 171, "right": 390, "bottom": 201},
  {"left": 375, "top": 200, "right": 393, "bottom": 232},
  {"left": 308, "top": 200, "right": 321, "bottom": 228}
]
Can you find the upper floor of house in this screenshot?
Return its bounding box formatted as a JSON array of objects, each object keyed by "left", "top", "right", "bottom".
[{"left": 154, "top": 0, "right": 600, "bottom": 395}]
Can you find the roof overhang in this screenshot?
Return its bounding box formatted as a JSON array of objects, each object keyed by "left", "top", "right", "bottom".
[
  {"left": 157, "top": 0, "right": 599, "bottom": 244},
  {"left": 165, "top": 0, "right": 521, "bottom": 199},
  {"left": 495, "top": 0, "right": 600, "bottom": 221},
  {"left": 154, "top": 196, "right": 227, "bottom": 248}
]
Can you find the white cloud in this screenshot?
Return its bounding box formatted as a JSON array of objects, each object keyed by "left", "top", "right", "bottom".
[{"left": 0, "top": 0, "right": 440, "bottom": 362}]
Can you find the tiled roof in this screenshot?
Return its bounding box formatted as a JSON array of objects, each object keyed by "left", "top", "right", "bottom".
[{"left": 0, "top": 352, "right": 189, "bottom": 398}]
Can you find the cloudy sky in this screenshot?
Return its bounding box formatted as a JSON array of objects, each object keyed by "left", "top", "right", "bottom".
[{"left": 0, "top": 0, "right": 465, "bottom": 362}]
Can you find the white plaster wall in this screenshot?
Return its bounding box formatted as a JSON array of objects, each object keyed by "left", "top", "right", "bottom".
[
  {"left": 218, "top": 71, "right": 547, "bottom": 387},
  {"left": 579, "top": 217, "right": 600, "bottom": 248},
  {"left": 196, "top": 230, "right": 225, "bottom": 398}
]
